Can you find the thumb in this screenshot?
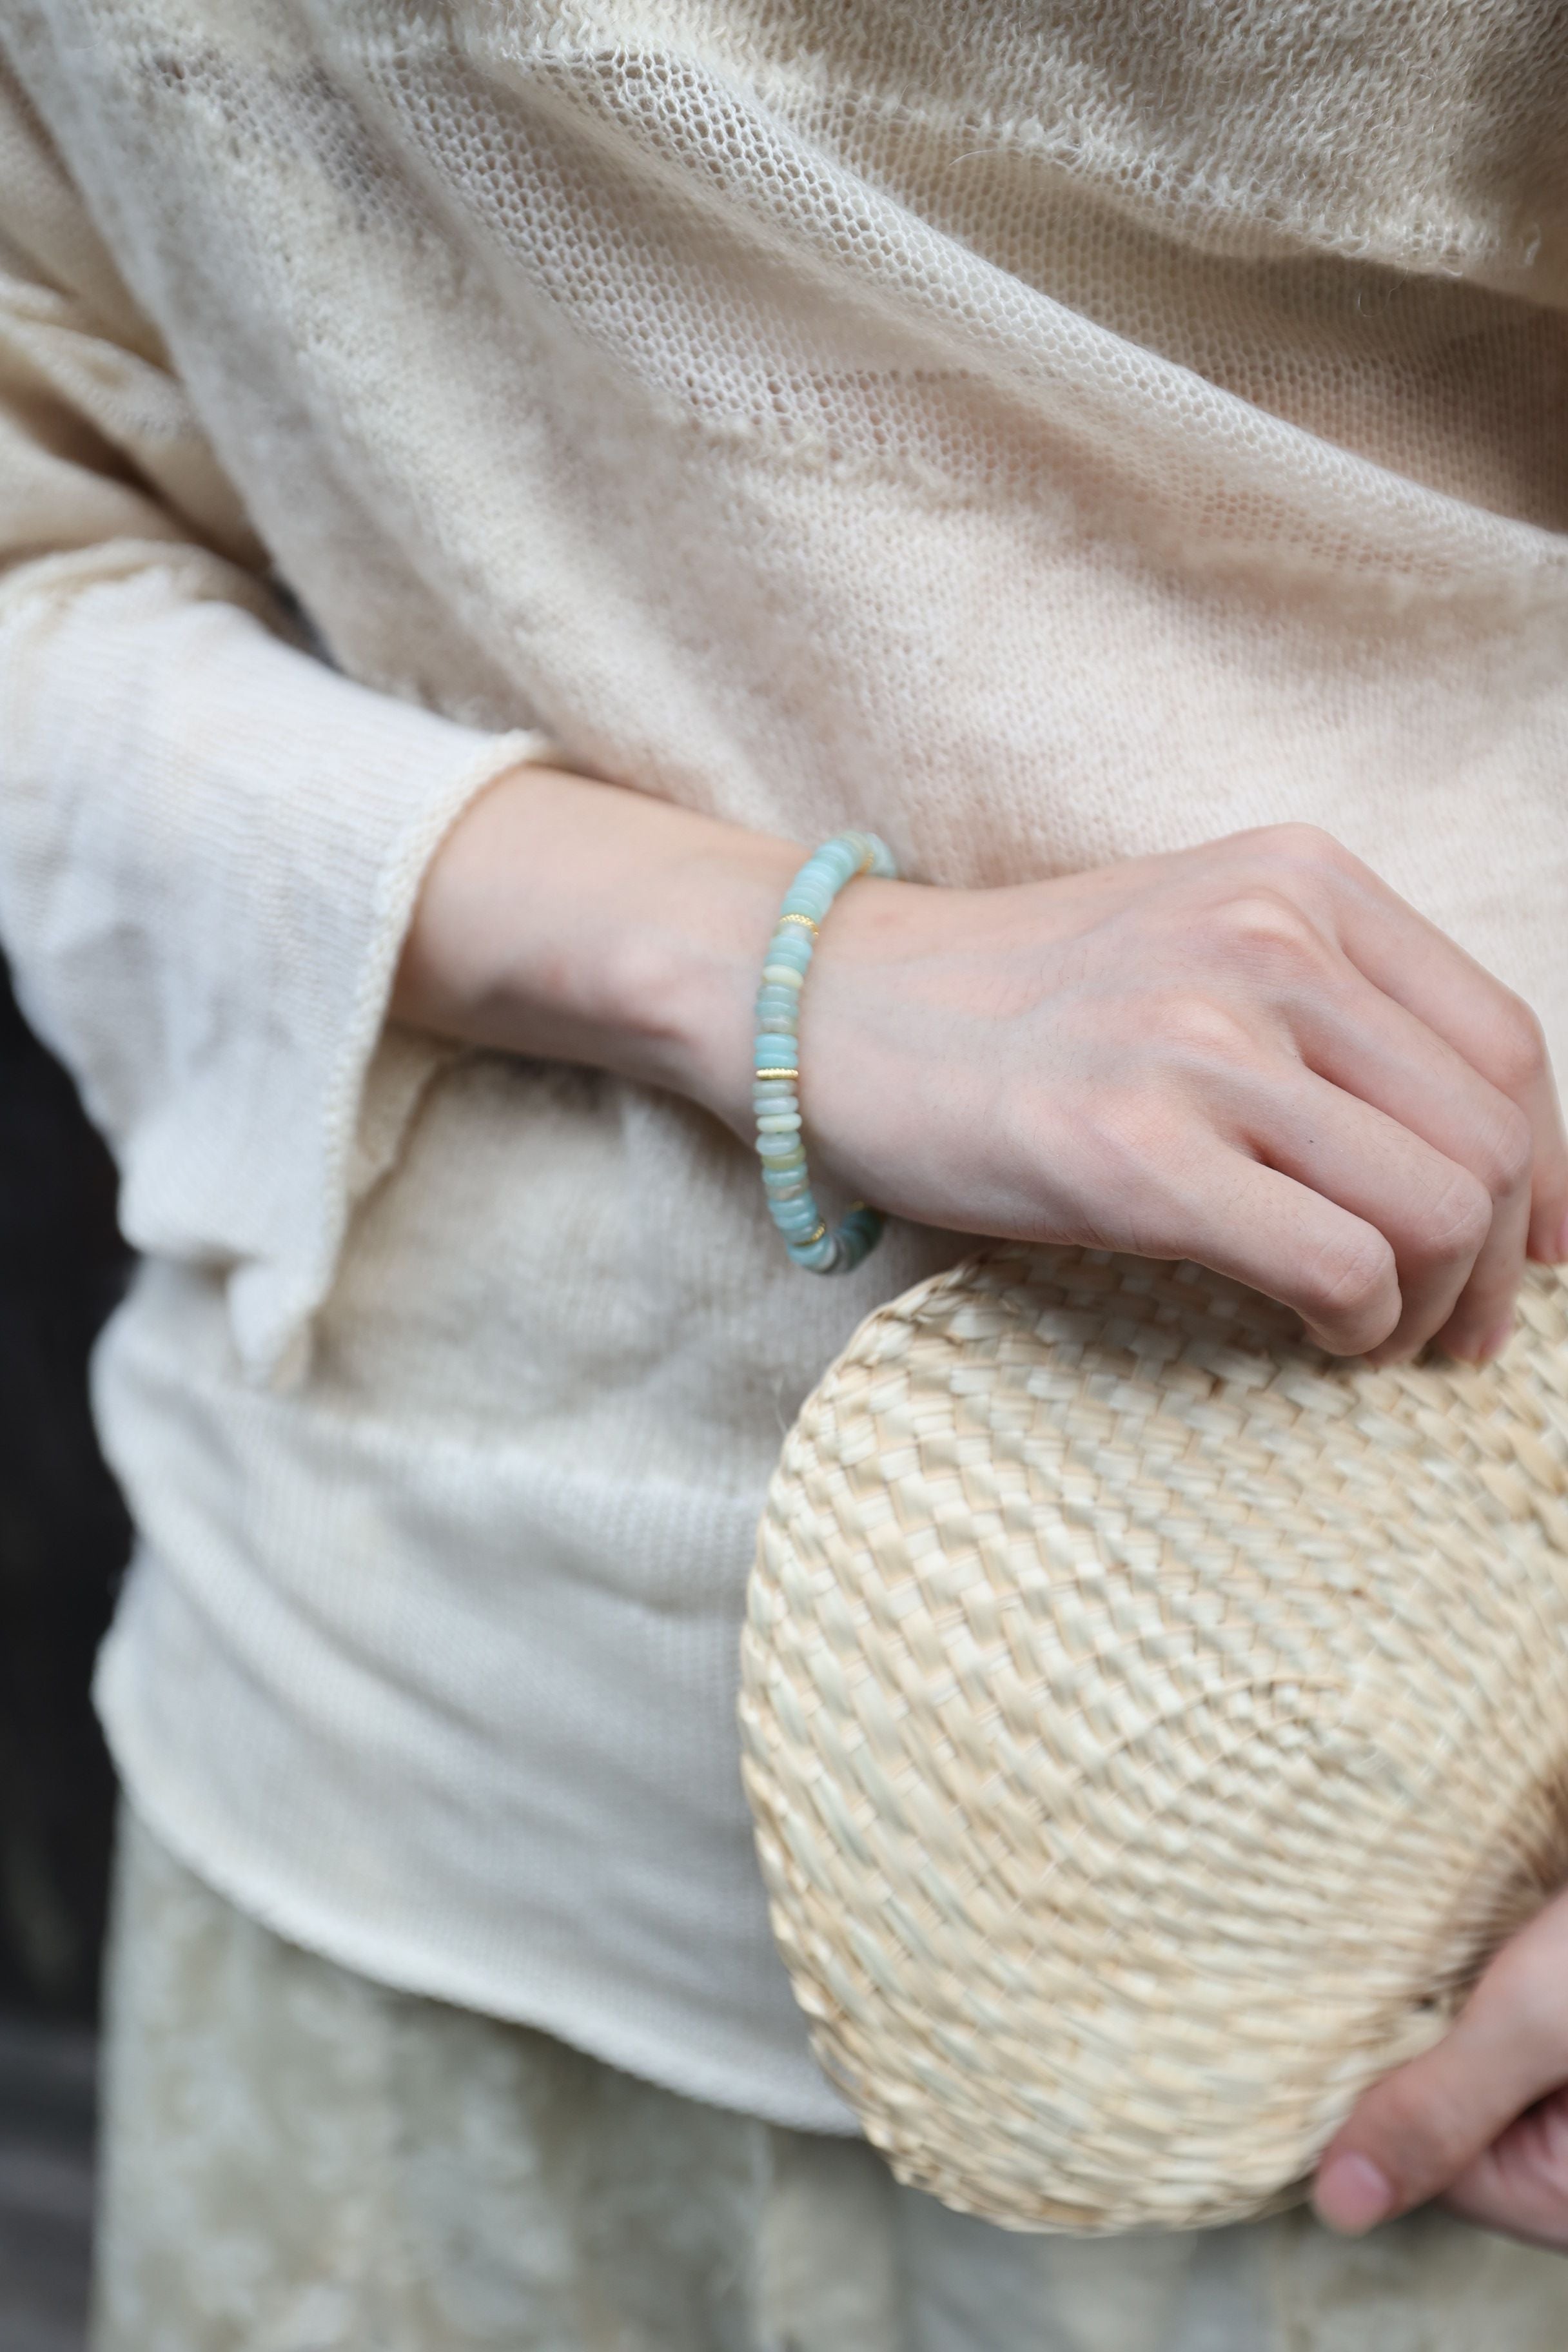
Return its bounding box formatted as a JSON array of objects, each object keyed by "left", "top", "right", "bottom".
[{"left": 1313, "top": 1888, "right": 1568, "bottom": 2235}]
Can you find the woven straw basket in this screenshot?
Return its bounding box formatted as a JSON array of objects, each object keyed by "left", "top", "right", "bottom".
[{"left": 740, "top": 1248, "right": 1568, "bottom": 2235}]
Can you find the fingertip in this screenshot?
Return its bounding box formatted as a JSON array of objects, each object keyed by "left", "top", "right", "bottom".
[
  {"left": 1313, "top": 2151, "right": 1395, "bottom": 2236},
  {"left": 1477, "top": 1311, "right": 1516, "bottom": 1364},
  {"left": 1525, "top": 1199, "right": 1568, "bottom": 1266},
  {"left": 1302, "top": 1282, "right": 1402, "bottom": 1362},
  {"left": 1431, "top": 1308, "right": 1515, "bottom": 1367}
]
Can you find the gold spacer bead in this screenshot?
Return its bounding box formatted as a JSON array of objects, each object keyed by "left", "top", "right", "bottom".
[
  {"left": 800, "top": 1222, "right": 827, "bottom": 1246},
  {"left": 756, "top": 1068, "right": 800, "bottom": 1083},
  {"left": 776, "top": 912, "right": 819, "bottom": 935}
]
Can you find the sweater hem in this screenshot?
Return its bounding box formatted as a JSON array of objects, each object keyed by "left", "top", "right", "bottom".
[{"left": 97, "top": 1651, "right": 864, "bottom": 2142}]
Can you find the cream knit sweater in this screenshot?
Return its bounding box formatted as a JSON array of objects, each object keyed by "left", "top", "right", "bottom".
[{"left": 1, "top": 1, "right": 1565, "bottom": 2131}]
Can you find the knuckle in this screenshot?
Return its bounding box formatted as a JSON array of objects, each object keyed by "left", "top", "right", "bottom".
[
  {"left": 1474, "top": 1099, "right": 1534, "bottom": 1200},
  {"left": 1251, "top": 821, "right": 1356, "bottom": 881},
  {"left": 1488, "top": 996, "right": 1548, "bottom": 1098},
  {"left": 1202, "top": 889, "right": 1327, "bottom": 977},
  {"left": 1298, "top": 1228, "right": 1395, "bottom": 1338},
  {"left": 1415, "top": 1168, "right": 1493, "bottom": 1263},
  {"left": 1146, "top": 988, "right": 1256, "bottom": 1065}
]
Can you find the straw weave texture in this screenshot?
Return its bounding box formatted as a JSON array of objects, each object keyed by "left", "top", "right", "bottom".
[{"left": 740, "top": 1250, "right": 1568, "bottom": 2233}]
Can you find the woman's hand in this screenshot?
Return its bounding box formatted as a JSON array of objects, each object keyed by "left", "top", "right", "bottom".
[
  {"left": 397, "top": 774, "right": 1567, "bottom": 1360},
  {"left": 806, "top": 821, "right": 1568, "bottom": 1360},
  {"left": 1313, "top": 1882, "right": 1568, "bottom": 2249}
]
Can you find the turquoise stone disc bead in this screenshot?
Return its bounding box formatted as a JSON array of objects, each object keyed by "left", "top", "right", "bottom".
[{"left": 750, "top": 829, "right": 897, "bottom": 1276}]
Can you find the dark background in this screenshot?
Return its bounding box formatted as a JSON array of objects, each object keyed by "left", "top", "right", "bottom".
[
  {"left": 0, "top": 954, "right": 125, "bottom": 2344},
  {"left": 0, "top": 950, "right": 128, "bottom": 2028}
]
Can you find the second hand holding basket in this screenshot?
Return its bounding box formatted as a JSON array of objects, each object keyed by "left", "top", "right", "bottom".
[{"left": 740, "top": 1247, "right": 1568, "bottom": 2234}]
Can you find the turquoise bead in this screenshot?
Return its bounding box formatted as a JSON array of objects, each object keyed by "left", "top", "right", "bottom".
[
  {"left": 787, "top": 1235, "right": 838, "bottom": 1270},
  {"left": 766, "top": 934, "right": 813, "bottom": 970},
  {"left": 752, "top": 830, "right": 897, "bottom": 1276},
  {"left": 772, "top": 1191, "right": 819, "bottom": 1221},
  {"left": 774, "top": 1202, "right": 822, "bottom": 1232}
]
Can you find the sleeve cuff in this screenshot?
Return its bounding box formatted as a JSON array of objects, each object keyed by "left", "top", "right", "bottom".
[{"left": 0, "top": 562, "right": 555, "bottom": 1384}]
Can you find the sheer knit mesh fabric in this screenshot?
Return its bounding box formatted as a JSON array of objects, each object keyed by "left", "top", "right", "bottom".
[{"left": 0, "top": 2, "right": 1565, "bottom": 2136}]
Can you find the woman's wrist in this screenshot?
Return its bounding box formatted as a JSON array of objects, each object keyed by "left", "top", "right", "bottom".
[{"left": 391, "top": 760, "right": 808, "bottom": 1130}]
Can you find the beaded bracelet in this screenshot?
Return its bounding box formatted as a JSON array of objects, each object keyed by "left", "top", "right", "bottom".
[{"left": 754, "top": 829, "right": 898, "bottom": 1273}]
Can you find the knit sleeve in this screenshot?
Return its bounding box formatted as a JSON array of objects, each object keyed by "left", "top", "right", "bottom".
[{"left": 0, "top": 67, "right": 550, "bottom": 1386}]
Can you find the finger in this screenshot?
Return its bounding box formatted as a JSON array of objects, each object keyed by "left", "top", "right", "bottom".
[
  {"left": 1314, "top": 1891, "right": 1568, "bottom": 2234},
  {"left": 1301, "top": 848, "right": 1568, "bottom": 1265},
  {"left": 1428, "top": 1178, "right": 1531, "bottom": 1366},
  {"left": 1222, "top": 1063, "right": 1490, "bottom": 1360},
  {"left": 1133, "top": 1143, "right": 1400, "bottom": 1356},
  {"left": 1283, "top": 979, "right": 1533, "bottom": 1360},
  {"left": 1440, "top": 2086, "right": 1568, "bottom": 2251}
]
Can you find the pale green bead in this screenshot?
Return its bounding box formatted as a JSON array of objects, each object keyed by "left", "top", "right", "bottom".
[
  {"left": 774, "top": 1210, "right": 821, "bottom": 1238},
  {"left": 787, "top": 1233, "right": 838, "bottom": 1269},
  {"left": 756, "top": 830, "right": 897, "bottom": 1275}
]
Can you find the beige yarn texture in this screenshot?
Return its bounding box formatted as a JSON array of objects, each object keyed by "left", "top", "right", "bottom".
[{"left": 740, "top": 1250, "right": 1568, "bottom": 2234}]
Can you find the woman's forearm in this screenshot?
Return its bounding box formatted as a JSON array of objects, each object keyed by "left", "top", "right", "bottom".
[
  {"left": 394, "top": 769, "right": 1568, "bottom": 1366},
  {"left": 391, "top": 763, "right": 810, "bottom": 1137}
]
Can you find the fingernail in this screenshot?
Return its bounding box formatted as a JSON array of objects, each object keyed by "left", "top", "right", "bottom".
[{"left": 1313, "top": 2153, "right": 1393, "bottom": 2235}]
